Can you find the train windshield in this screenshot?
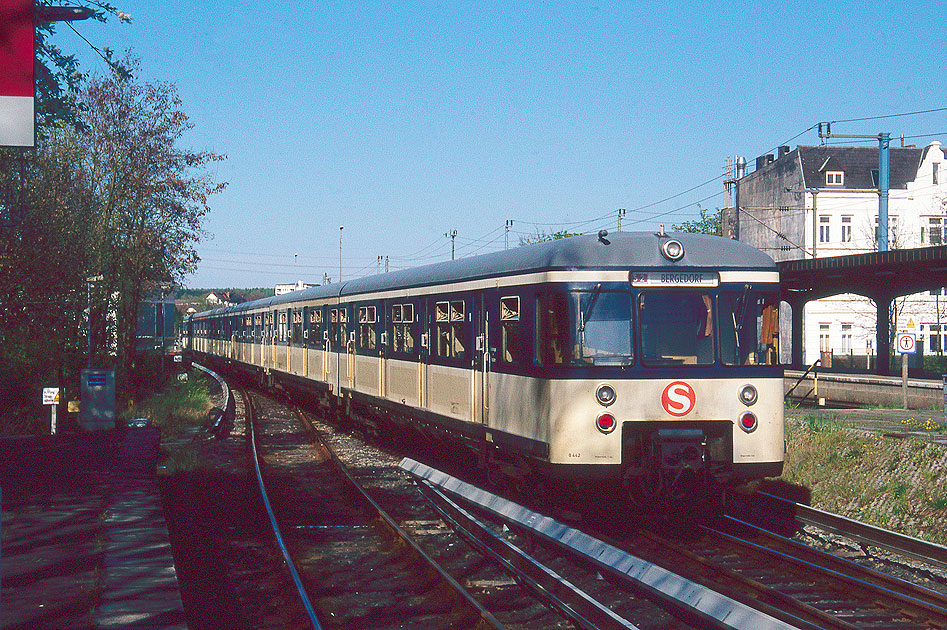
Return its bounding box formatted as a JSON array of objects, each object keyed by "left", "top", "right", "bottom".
[
  {"left": 638, "top": 292, "right": 714, "bottom": 366},
  {"left": 718, "top": 289, "right": 781, "bottom": 366},
  {"left": 537, "top": 291, "right": 634, "bottom": 366}
]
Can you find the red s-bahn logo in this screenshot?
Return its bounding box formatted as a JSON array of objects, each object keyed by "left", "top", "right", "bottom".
[{"left": 661, "top": 381, "right": 696, "bottom": 417}]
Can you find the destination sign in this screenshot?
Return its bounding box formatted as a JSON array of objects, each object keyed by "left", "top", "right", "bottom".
[{"left": 630, "top": 271, "right": 719, "bottom": 287}]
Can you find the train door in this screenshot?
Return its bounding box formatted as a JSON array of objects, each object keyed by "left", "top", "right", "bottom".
[
  {"left": 327, "top": 304, "right": 348, "bottom": 397},
  {"left": 346, "top": 305, "right": 356, "bottom": 390},
  {"left": 302, "top": 306, "right": 309, "bottom": 376},
  {"left": 475, "top": 292, "right": 491, "bottom": 425}
]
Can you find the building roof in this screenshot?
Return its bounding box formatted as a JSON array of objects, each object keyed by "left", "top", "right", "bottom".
[{"left": 796, "top": 145, "right": 924, "bottom": 190}]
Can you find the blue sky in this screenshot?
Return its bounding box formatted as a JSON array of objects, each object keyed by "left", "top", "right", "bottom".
[{"left": 58, "top": 1, "right": 947, "bottom": 288}]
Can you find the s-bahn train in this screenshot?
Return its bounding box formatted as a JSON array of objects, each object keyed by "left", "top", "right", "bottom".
[{"left": 185, "top": 230, "right": 785, "bottom": 509}]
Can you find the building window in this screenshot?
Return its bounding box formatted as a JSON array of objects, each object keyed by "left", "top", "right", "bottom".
[
  {"left": 874, "top": 215, "right": 900, "bottom": 245},
  {"left": 819, "top": 216, "right": 830, "bottom": 243},
  {"left": 840, "top": 324, "right": 852, "bottom": 353},
  {"left": 935, "top": 163, "right": 940, "bottom": 185},
  {"left": 930, "top": 325, "right": 942, "bottom": 353},
  {"left": 927, "top": 217, "right": 942, "bottom": 245},
  {"left": 826, "top": 171, "right": 844, "bottom": 186},
  {"left": 841, "top": 216, "right": 852, "bottom": 242},
  {"left": 819, "top": 324, "right": 830, "bottom": 352}
]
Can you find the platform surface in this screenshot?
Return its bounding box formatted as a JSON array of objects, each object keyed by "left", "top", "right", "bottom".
[{"left": 1, "top": 429, "right": 187, "bottom": 629}]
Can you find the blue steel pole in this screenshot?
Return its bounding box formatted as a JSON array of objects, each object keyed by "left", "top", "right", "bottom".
[{"left": 878, "top": 132, "right": 891, "bottom": 252}]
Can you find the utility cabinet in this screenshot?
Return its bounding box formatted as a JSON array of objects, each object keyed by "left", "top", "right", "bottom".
[{"left": 79, "top": 368, "right": 115, "bottom": 430}]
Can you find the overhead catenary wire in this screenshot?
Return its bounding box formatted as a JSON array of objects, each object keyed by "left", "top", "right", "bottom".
[{"left": 197, "top": 111, "right": 944, "bottom": 286}]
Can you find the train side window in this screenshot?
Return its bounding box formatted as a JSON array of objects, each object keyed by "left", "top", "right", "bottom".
[
  {"left": 392, "top": 303, "right": 415, "bottom": 353},
  {"left": 309, "top": 308, "right": 322, "bottom": 346},
  {"left": 435, "top": 299, "right": 468, "bottom": 359},
  {"left": 536, "top": 293, "right": 570, "bottom": 365},
  {"left": 358, "top": 305, "right": 377, "bottom": 350},
  {"left": 278, "top": 310, "right": 288, "bottom": 343},
  {"left": 718, "top": 289, "right": 782, "bottom": 366},
  {"left": 292, "top": 310, "right": 303, "bottom": 345},
  {"left": 330, "top": 308, "right": 342, "bottom": 348},
  {"left": 499, "top": 296, "right": 523, "bottom": 364},
  {"left": 435, "top": 301, "right": 450, "bottom": 357}
]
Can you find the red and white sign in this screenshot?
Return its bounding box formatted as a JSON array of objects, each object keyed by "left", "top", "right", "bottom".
[
  {"left": 0, "top": 0, "right": 35, "bottom": 147},
  {"left": 661, "top": 381, "right": 696, "bottom": 417},
  {"left": 896, "top": 332, "right": 916, "bottom": 354}
]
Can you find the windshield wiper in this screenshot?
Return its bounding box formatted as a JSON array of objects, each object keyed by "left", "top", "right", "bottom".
[
  {"left": 732, "top": 284, "right": 751, "bottom": 357},
  {"left": 578, "top": 283, "right": 602, "bottom": 333}
]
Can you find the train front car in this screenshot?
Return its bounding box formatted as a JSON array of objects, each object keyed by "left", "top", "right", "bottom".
[{"left": 527, "top": 231, "right": 784, "bottom": 512}]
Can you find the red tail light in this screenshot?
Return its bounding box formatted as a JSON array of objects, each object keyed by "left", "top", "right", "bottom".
[
  {"left": 739, "top": 411, "right": 758, "bottom": 433},
  {"left": 596, "top": 412, "right": 617, "bottom": 434}
]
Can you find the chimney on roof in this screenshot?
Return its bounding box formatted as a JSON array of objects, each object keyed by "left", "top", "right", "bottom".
[
  {"left": 778, "top": 145, "right": 790, "bottom": 158},
  {"left": 756, "top": 154, "right": 775, "bottom": 170}
]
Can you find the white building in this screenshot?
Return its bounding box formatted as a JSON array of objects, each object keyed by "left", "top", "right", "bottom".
[
  {"left": 724, "top": 141, "right": 947, "bottom": 368},
  {"left": 275, "top": 281, "right": 316, "bottom": 296}
]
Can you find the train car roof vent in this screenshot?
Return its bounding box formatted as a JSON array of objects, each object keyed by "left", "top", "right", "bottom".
[{"left": 597, "top": 229, "right": 610, "bottom": 244}]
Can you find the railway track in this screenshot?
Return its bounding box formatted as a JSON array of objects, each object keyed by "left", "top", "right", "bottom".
[
  {"left": 407, "top": 459, "right": 947, "bottom": 630},
  {"left": 243, "top": 386, "right": 509, "bottom": 629},
  {"left": 247, "top": 386, "right": 790, "bottom": 629},
  {"left": 631, "top": 521, "right": 947, "bottom": 629},
  {"left": 207, "top": 375, "right": 947, "bottom": 629}
]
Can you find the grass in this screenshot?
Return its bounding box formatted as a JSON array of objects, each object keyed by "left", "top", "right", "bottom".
[
  {"left": 121, "top": 374, "right": 216, "bottom": 473},
  {"left": 779, "top": 417, "right": 947, "bottom": 545}
]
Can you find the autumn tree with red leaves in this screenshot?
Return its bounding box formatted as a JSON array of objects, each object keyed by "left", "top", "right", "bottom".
[
  {"left": 79, "top": 54, "right": 226, "bottom": 391},
  {"left": 0, "top": 52, "right": 225, "bottom": 431}
]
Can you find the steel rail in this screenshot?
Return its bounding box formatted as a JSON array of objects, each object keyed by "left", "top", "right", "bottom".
[
  {"left": 634, "top": 529, "right": 842, "bottom": 630},
  {"left": 242, "top": 389, "right": 323, "bottom": 630},
  {"left": 412, "top": 477, "right": 640, "bottom": 630},
  {"left": 400, "top": 457, "right": 798, "bottom": 630},
  {"left": 756, "top": 491, "right": 947, "bottom": 571},
  {"left": 190, "top": 362, "right": 233, "bottom": 437},
  {"left": 705, "top": 520, "right": 947, "bottom": 622},
  {"left": 721, "top": 514, "right": 947, "bottom": 613},
  {"left": 293, "top": 407, "right": 505, "bottom": 630}
]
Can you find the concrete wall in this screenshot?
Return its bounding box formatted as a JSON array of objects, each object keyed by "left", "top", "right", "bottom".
[{"left": 785, "top": 370, "right": 945, "bottom": 410}]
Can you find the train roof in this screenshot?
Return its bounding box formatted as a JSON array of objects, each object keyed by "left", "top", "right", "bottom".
[{"left": 190, "top": 232, "right": 775, "bottom": 318}]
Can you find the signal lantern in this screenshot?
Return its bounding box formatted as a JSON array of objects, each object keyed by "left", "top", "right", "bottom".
[{"left": 596, "top": 412, "right": 617, "bottom": 434}]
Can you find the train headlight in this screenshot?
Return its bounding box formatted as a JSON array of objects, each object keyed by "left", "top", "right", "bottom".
[
  {"left": 738, "top": 384, "right": 758, "bottom": 406},
  {"left": 739, "top": 411, "right": 758, "bottom": 433},
  {"left": 595, "top": 383, "right": 617, "bottom": 407},
  {"left": 596, "top": 412, "right": 617, "bottom": 434},
  {"left": 661, "top": 239, "right": 684, "bottom": 261}
]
